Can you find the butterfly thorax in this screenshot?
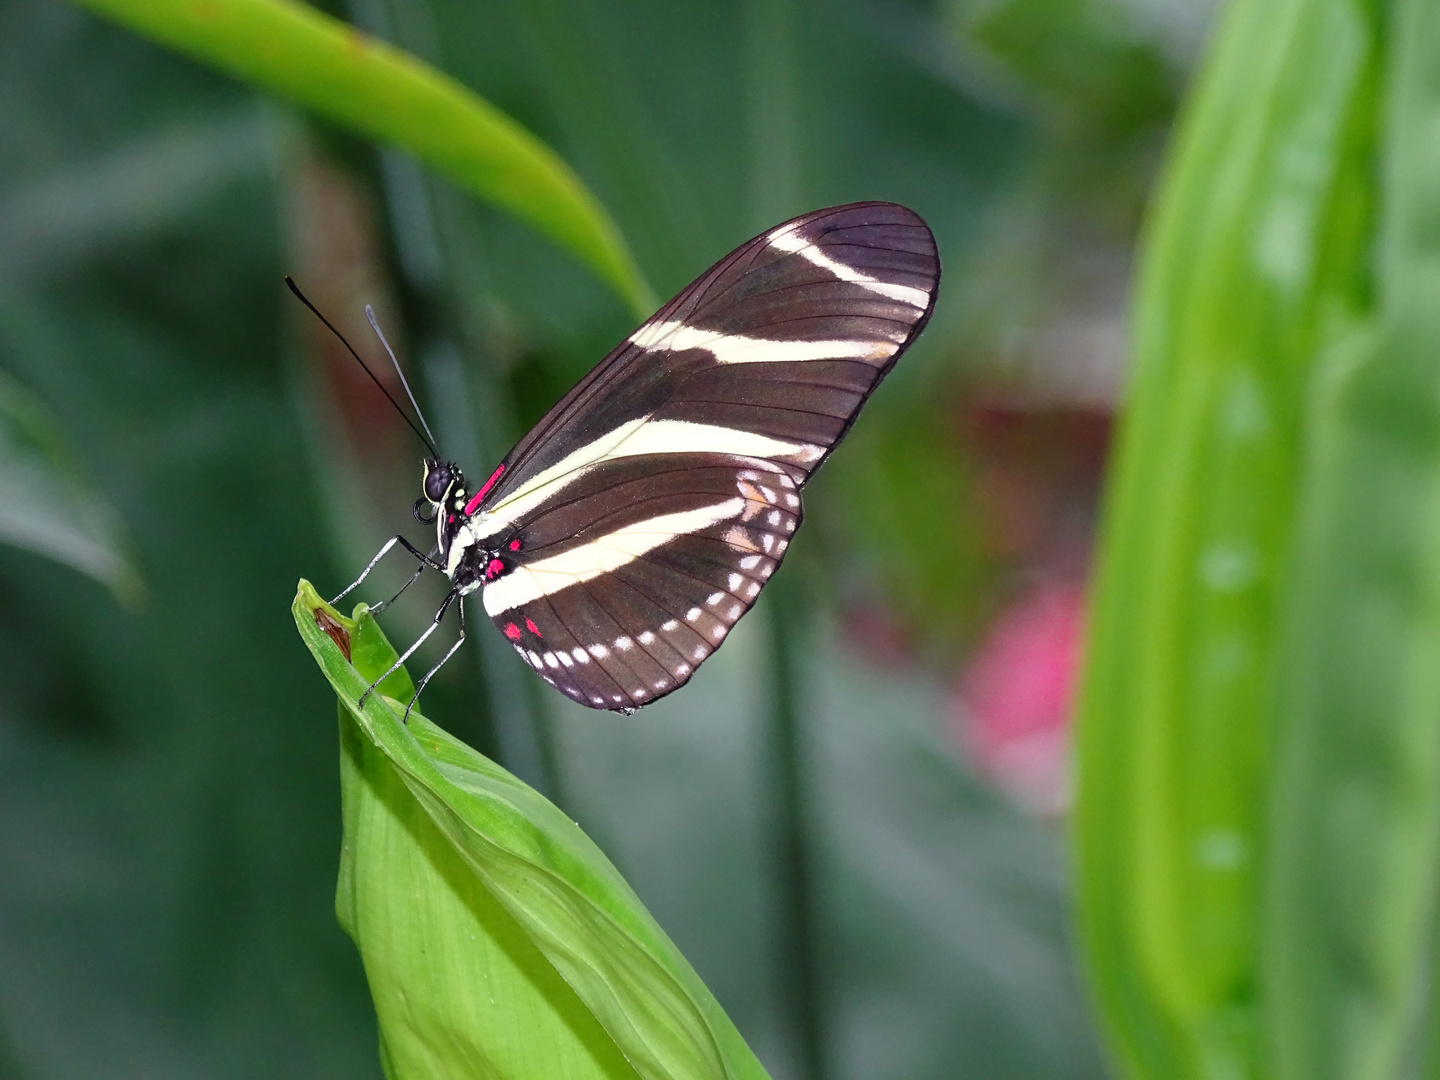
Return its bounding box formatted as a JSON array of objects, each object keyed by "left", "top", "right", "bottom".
[{"left": 420, "top": 459, "right": 522, "bottom": 597}]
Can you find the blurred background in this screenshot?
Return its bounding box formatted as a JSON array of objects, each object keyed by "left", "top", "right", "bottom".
[{"left": 0, "top": 0, "right": 1215, "bottom": 1076}]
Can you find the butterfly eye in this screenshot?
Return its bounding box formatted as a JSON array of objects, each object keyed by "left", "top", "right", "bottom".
[
  {"left": 423, "top": 462, "right": 452, "bottom": 502},
  {"left": 412, "top": 497, "right": 437, "bottom": 524}
]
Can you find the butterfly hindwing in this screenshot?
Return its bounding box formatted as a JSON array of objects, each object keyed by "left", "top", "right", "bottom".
[
  {"left": 469, "top": 201, "right": 938, "bottom": 710},
  {"left": 485, "top": 457, "right": 800, "bottom": 708}
]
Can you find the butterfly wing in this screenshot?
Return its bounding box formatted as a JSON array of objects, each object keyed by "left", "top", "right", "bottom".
[
  {"left": 473, "top": 201, "right": 939, "bottom": 710},
  {"left": 486, "top": 455, "right": 799, "bottom": 708}
]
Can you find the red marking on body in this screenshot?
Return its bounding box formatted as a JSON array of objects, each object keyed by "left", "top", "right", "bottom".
[
  {"left": 508, "top": 539, "right": 521, "bottom": 551},
  {"left": 486, "top": 558, "right": 504, "bottom": 579},
  {"left": 525, "top": 617, "right": 541, "bottom": 636},
  {"left": 503, "top": 622, "right": 521, "bottom": 641},
  {"left": 448, "top": 514, "right": 455, "bottom": 523},
  {"left": 465, "top": 464, "right": 505, "bottom": 515}
]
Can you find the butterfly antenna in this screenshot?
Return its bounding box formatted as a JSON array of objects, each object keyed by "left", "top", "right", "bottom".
[
  {"left": 366, "top": 304, "right": 439, "bottom": 452},
  {"left": 284, "top": 277, "right": 439, "bottom": 459}
]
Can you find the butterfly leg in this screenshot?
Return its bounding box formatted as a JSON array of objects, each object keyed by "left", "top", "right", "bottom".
[
  {"left": 403, "top": 599, "right": 466, "bottom": 724},
  {"left": 358, "top": 588, "right": 459, "bottom": 709},
  {"left": 332, "top": 535, "right": 445, "bottom": 606},
  {"left": 369, "top": 545, "right": 442, "bottom": 614}
]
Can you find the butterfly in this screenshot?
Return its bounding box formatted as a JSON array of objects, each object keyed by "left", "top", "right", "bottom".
[{"left": 293, "top": 201, "right": 939, "bottom": 715}]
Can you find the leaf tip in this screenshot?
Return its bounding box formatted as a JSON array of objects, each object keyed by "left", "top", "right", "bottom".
[{"left": 294, "top": 578, "right": 355, "bottom": 659}]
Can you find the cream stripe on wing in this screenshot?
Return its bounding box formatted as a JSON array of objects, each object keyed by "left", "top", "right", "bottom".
[
  {"left": 482, "top": 497, "right": 746, "bottom": 615},
  {"left": 611, "top": 420, "right": 822, "bottom": 463},
  {"left": 628, "top": 321, "right": 900, "bottom": 363},
  {"left": 766, "top": 224, "right": 930, "bottom": 309},
  {"left": 470, "top": 420, "right": 821, "bottom": 538}
]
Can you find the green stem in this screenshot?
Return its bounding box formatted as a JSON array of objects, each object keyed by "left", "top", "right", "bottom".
[{"left": 764, "top": 572, "right": 826, "bottom": 1080}]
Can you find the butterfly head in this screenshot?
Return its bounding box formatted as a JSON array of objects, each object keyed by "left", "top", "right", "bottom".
[
  {"left": 423, "top": 459, "right": 459, "bottom": 502},
  {"left": 414, "top": 458, "right": 466, "bottom": 530}
]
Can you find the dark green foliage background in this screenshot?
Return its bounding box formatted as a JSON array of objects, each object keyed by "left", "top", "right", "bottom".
[
  {"left": 0, "top": 0, "right": 1161, "bottom": 1075},
  {"left": 0, "top": 3, "right": 376, "bottom": 1075}
]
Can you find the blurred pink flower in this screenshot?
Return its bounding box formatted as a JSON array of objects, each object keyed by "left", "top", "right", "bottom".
[{"left": 952, "top": 582, "right": 1086, "bottom": 817}]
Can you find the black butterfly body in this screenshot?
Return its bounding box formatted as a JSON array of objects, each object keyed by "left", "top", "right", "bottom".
[{"left": 357, "top": 202, "right": 939, "bottom": 713}]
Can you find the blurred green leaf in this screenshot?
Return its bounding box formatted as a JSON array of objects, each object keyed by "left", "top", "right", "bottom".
[
  {"left": 1262, "top": 2, "right": 1440, "bottom": 1077},
  {"left": 293, "top": 580, "right": 770, "bottom": 1080},
  {"left": 1074, "top": 0, "right": 1382, "bottom": 1076},
  {"left": 68, "top": 0, "right": 653, "bottom": 317},
  {"left": 0, "top": 370, "right": 140, "bottom": 602}
]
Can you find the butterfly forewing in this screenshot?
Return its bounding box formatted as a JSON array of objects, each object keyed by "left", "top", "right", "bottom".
[{"left": 473, "top": 202, "right": 938, "bottom": 710}]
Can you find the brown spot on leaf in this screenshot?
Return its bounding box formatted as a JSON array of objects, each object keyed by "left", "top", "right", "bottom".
[{"left": 314, "top": 609, "right": 351, "bottom": 661}]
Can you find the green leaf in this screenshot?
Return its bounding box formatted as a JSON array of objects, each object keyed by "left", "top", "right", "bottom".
[
  {"left": 0, "top": 371, "right": 141, "bottom": 603},
  {"left": 1262, "top": 2, "right": 1440, "bottom": 1077},
  {"left": 1073, "top": 0, "right": 1382, "bottom": 1075},
  {"left": 68, "top": 0, "right": 653, "bottom": 318},
  {"left": 293, "top": 580, "right": 769, "bottom": 1080}
]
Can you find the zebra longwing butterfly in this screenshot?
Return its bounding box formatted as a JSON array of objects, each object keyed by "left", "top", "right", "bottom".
[{"left": 317, "top": 201, "right": 939, "bottom": 715}]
